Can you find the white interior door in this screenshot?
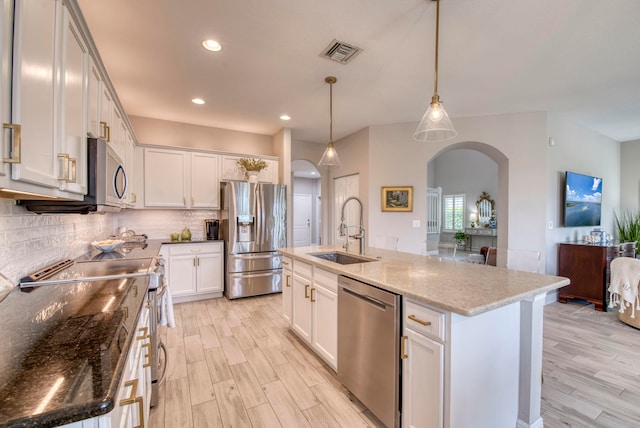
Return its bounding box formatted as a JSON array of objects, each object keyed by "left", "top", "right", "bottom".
[{"left": 293, "top": 193, "right": 312, "bottom": 247}]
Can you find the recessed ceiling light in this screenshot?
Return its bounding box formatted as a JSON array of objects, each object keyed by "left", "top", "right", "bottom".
[
  {"left": 192, "top": 98, "right": 205, "bottom": 105},
  {"left": 202, "top": 40, "right": 222, "bottom": 52},
  {"left": 280, "top": 115, "right": 291, "bottom": 121}
]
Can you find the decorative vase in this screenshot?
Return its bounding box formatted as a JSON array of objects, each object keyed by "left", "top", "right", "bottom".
[
  {"left": 181, "top": 227, "right": 192, "bottom": 241},
  {"left": 247, "top": 171, "right": 259, "bottom": 183}
]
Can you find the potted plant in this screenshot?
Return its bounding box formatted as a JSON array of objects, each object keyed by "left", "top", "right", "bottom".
[
  {"left": 236, "top": 158, "right": 267, "bottom": 182},
  {"left": 614, "top": 211, "right": 640, "bottom": 254},
  {"left": 454, "top": 230, "right": 467, "bottom": 249}
]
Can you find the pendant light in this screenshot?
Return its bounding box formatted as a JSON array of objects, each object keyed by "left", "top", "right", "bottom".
[
  {"left": 318, "top": 76, "right": 342, "bottom": 167},
  {"left": 413, "top": 0, "right": 457, "bottom": 142}
]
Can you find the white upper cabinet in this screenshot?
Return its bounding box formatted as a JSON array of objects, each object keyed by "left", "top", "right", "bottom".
[
  {"left": 87, "top": 57, "right": 101, "bottom": 138},
  {"left": 190, "top": 152, "right": 219, "bottom": 208},
  {"left": 144, "top": 147, "right": 219, "bottom": 209},
  {"left": 57, "top": 5, "right": 88, "bottom": 195},
  {"left": 9, "top": 0, "right": 60, "bottom": 191},
  {"left": 144, "top": 148, "right": 187, "bottom": 208},
  {"left": 0, "top": 0, "right": 11, "bottom": 185}
]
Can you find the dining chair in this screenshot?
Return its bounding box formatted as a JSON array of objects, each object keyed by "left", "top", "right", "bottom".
[{"left": 437, "top": 242, "right": 458, "bottom": 260}]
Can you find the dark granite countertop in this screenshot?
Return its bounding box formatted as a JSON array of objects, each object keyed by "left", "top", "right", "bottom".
[{"left": 0, "top": 240, "right": 169, "bottom": 427}]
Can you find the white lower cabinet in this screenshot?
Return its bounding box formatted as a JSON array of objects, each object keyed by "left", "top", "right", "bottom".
[
  {"left": 162, "top": 242, "right": 224, "bottom": 303},
  {"left": 289, "top": 260, "right": 337, "bottom": 371},
  {"left": 281, "top": 256, "right": 293, "bottom": 323}
]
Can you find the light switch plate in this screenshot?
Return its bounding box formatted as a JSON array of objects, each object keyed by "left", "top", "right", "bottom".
[{"left": 412, "top": 219, "right": 421, "bottom": 228}]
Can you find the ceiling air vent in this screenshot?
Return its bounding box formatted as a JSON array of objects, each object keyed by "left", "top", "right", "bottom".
[{"left": 321, "top": 39, "right": 363, "bottom": 64}]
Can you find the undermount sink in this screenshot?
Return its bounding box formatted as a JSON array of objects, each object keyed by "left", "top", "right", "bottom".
[{"left": 308, "top": 251, "right": 377, "bottom": 265}]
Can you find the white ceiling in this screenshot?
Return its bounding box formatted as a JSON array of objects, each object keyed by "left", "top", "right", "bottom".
[{"left": 77, "top": 0, "right": 640, "bottom": 144}]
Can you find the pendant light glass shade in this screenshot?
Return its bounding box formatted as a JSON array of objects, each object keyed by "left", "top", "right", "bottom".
[
  {"left": 413, "top": 0, "right": 457, "bottom": 142},
  {"left": 318, "top": 76, "right": 342, "bottom": 167},
  {"left": 319, "top": 141, "right": 341, "bottom": 167},
  {"left": 413, "top": 95, "right": 457, "bottom": 142}
]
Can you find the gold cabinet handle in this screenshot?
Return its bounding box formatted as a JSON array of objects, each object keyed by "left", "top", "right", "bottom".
[
  {"left": 286, "top": 274, "right": 291, "bottom": 287},
  {"left": 304, "top": 284, "right": 310, "bottom": 299},
  {"left": 69, "top": 157, "right": 76, "bottom": 183},
  {"left": 106, "top": 124, "right": 111, "bottom": 142},
  {"left": 99, "top": 121, "right": 107, "bottom": 139},
  {"left": 282, "top": 261, "right": 289, "bottom": 266},
  {"left": 137, "top": 327, "right": 152, "bottom": 368},
  {"left": 400, "top": 335, "right": 408, "bottom": 359},
  {"left": 408, "top": 314, "right": 431, "bottom": 326},
  {"left": 310, "top": 287, "right": 316, "bottom": 302},
  {"left": 57, "top": 153, "right": 69, "bottom": 181},
  {"left": 3, "top": 123, "right": 21, "bottom": 163},
  {"left": 119, "top": 379, "right": 145, "bottom": 428}
]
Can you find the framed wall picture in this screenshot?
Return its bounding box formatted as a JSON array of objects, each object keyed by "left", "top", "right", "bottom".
[{"left": 381, "top": 186, "right": 413, "bottom": 212}]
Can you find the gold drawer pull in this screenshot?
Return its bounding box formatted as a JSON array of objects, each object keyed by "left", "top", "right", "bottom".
[
  {"left": 99, "top": 121, "right": 107, "bottom": 139},
  {"left": 286, "top": 274, "right": 291, "bottom": 287},
  {"left": 305, "top": 284, "right": 310, "bottom": 299},
  {"left": 119, "top": 379, "right": 145, "bottom": 428},
  {"left": 3, "top": 123, "right": 21, "bottom": 163},
  {"left": 282, "top": 261, "right": 289, "bottom": 266},
  {"left": 136, "top": 327, "right": 149, "bottom": 340},
  {"left": 408, "top": 314, "right": 431, "bottom": 326},
  {"left": 310, "top": 287, "right": 316, "bottom": 302},
  {"left": 400, "top": 335, "right": 408, "bottom": 359}
]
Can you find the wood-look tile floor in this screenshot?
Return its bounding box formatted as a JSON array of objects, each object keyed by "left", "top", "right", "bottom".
[{"left": 149, "top": 295, "right": 640, "bottom": 428}]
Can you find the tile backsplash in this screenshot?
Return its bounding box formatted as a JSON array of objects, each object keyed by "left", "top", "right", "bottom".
[
  {"left": 115, "top": 209, "right": 218, "bottom": 241},
  {"left": 0, "top": 198, "right": 219, "bottom": 287},
  {"left": 0, "top": 198, "right": 116, "bottom": 285}
]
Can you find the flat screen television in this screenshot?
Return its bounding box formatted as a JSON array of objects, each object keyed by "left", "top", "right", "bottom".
[{"left": 564, "top": 171, "right": 602, "bottom": 227}]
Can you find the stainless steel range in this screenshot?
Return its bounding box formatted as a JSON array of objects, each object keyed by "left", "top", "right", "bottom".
[{"left": 20, "top": 254, "right": 167, "bottom": 407}]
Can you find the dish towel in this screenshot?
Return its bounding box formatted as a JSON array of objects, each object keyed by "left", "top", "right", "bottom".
[
  {"left": 608, "top": 257, "right": 640, "bottom": 318},
  {"left": 159, "top": 274, "right": 176, "bottom": 328}
]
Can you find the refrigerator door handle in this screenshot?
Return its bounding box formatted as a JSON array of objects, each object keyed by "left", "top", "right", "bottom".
[
  {"left": 256, "top": 184, "right": 263, "bottom": 249},
  {"left": 231, "top": 252, "right": 279, "bottom": 260}
]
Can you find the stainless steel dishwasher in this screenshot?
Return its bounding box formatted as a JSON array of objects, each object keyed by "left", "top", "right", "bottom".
[{"left": 337, "top": 275, "right": 401, "bottom": 428}]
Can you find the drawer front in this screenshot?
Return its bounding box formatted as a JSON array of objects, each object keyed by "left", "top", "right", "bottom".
[
  {"left": 294, "top": 260, "right": 313, "bottom": 280},
  {"left": 313, "top": 267, "right": 338, "bottom": 293},
  {"left": 282, "top": 256, "right": 293, "bottom": 270},
  {"left": 404, "top": 300, "right": 445, "bottom": 342},
  {"left": 169, "top": 242, "right": 221, "bottom": 256}
]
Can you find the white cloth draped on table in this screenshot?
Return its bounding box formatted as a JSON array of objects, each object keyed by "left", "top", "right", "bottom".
[
  {"left": 159, "top": 274, "right": 176, "bottom": 328},
  {"left": 609, "top": 257, "right": 640, "bottom": 318}
]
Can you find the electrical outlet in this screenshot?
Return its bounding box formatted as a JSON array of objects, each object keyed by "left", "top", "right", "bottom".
[
  {"left": 412, "top": 219, "right": 421, "bottom": 228},
  {"left": 548, "top": 221, "right": 553, "bottom": 230}
]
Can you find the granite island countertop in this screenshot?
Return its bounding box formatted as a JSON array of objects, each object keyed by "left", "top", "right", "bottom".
[{"left": 279, "top": 245, "right": 570, "bottom": 316}]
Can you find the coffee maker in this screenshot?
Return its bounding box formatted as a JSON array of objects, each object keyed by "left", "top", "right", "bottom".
[{"left": 205, "top": 219, "right": 219, "bottom": 240}]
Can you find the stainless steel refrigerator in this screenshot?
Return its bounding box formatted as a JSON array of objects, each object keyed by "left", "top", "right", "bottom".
[{"left": 220, "top": 181, "right": 287, "bottom": 299}]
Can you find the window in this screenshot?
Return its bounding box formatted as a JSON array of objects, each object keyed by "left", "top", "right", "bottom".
[{"left": 443, "top": 194, "right": 465, "bottom": 231}]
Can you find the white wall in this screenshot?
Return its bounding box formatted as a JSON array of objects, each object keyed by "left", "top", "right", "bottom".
[
  {"left": 368, "top": 112, "right": 548, "bottom": 262},
  {"left": 545, "top": 114, "right": 620, "bottom": 275},
  {"left": 620, "top": 139, "right": 640, "bottom": 213}
]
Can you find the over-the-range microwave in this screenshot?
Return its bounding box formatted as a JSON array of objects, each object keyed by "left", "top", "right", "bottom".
[{"left": 19, "top": 138, "right": 128, "bottom": 214}]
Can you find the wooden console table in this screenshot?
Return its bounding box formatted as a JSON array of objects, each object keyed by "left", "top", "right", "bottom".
[{"left": 557, "top": 242, "right": 622, "bottom": 311}]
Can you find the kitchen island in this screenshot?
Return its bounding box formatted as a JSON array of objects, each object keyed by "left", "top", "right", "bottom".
[{"left": 279, "top": 245, "right": 569, "bottom": 428}]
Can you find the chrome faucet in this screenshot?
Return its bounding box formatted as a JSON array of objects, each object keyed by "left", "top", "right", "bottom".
[{"left": 339, "top": 196, "right": 365, "bottom": 255}]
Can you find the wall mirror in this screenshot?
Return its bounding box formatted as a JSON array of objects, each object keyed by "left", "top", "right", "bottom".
[{"left": 476, "top": 192, "right": 495, "bottom": 227}]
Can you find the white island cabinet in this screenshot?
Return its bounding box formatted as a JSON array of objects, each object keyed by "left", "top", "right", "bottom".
[
  {"left": 290, "top": 260, "right": 338, "bottom": 370},
  {"left": 280, "top": 245, "right": 567, "bottom": 428},
  {"left": 282, "top": 256, "right": 293, "bottom": 323}
]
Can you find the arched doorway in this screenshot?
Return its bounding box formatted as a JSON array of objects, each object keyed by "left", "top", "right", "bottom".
[
  {"left": 426, "top": 142, "right": 509, "bottom": 261},
  {"left": 291, "top": 160, "right": 322, "bottom": 246}
]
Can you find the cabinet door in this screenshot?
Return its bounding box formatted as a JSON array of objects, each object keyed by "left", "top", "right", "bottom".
[
  {"left": 282, "top": 263, "right": 293, "bottom": 324},
  {"left": 99, "top": 82, "right": 112, "bottom": 142},
  {"left": 168, "top": 255, "right": 197, "bottom": 296},
  {"left": 257, "top": 159, "right": 278, "bottom": 183},
  {"left": 86, "top": 57, "right": 101, "bottom": 139},
  {"left": 402, "top": 328, "right": 444, "bottom": 428},
  {"left": 311, "top": 283, "right": 337, "bottom": 370},
  {"left": 10, "top": 0, "right": 59, "bottom": 189},
  {"left": 58, "top": 6, "right": 87, "bottom": 195},
  {"left": 144, "top": 148, "right": 187, "bottom": 207},
  {"left": 220, "top": 155, "right": 245, "bottom": 181},
  {"left": 196, "top": 252, "right": 223, "bottom": 293},
  {"left": 190, "top": 152, "right": 219, "bottom": 208},
  {"left": 0, "top": 0, "right": 11, "bottom": 182},
  {"left": 291, "top": 273, "right": 312, "bottom": 343},
  {"left": 124, "top": 129, "right": 136, "bottom": 205}
]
